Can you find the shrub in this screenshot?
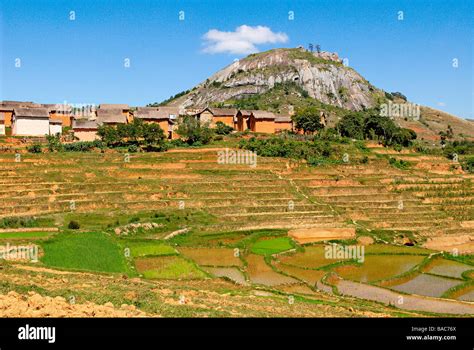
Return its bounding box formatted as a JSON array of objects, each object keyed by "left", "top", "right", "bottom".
[
  {"left": 389, "top": 157, "right": 411, "bottom": 170},
  {"left": 214, "top": 121, "right": 233, "bottom": 135},
  {"left": 292, "top": 106, "right": 324, "bottom": 134},
  {"left": 462, "top": 156, "right": 474, "bottom": 173},
  {"left": 27, "top": 143, "right": 42, "bottom": 153},
  {"left": 239, "top": 136, "right": 336, "bottom": 166},
  {"left": 0, "top": 216, "right": 37, "bottom": 229},
  {"left": 63, "top": 140, "right": 104, "bottom": 152},
  {"left": 68, "top": 220, "right": 81, "bottom": 230},
  {"left": 128, "top": 144, "right": 139, "bottom": 153},
  {"left": 46, "top": 134, "right": 63, "bottom": 152},
  {"left": 336, "top": 113, "right": 416, "bottom": 147},
  {"left": 97, "top": 119, "right": 167, "bottom": 151},
  {"left": 176, "top": 116, "right": 213, "bottom": 145},
  {"left": 168, "top": 139, "right": 189, "bottom": 148}
]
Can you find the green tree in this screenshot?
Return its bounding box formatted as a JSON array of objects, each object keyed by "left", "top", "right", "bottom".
[
  {"left": 176, "top": 116, "right": 213, "bottom": 145},
  {"left": 336, "top": 113, "right": 365, "bottom": 139},
  {"left": 292, "top": 106, "right": 324, "bottom": 134},
  {"left": 142, "top": 122, "right": 167, "bottom": 150},
  {"left": 97, "top": 125, "right": 120, "bottom": 146}
]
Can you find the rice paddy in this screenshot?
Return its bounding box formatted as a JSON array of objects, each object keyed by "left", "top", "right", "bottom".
[
  {"left": 0, "top": 146, "right": 472, "bottom": 316},
  {"left": 333, "top": 255, "right": 426, "bottom": 283},
  {"left": 135, "top": 256, "right": 207, "bottom": 280}
]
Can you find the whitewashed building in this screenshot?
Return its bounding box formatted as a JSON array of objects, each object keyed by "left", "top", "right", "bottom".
[
  {"left": 49, "top": 118, "right": 63, "bottom": 135},
  {"left": 0, "top": 113, "right": 5, "bottom": 135},
  {"left": 12, "top": 107, "right": 50, "bottom": 136}
]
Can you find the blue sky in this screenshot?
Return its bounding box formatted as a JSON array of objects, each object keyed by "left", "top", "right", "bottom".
[{"left": 1, "top": 0, "right": 473, "bottom": 118}]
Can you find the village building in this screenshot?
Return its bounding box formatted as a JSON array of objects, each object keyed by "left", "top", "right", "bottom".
[
  {"left": 249, "top": 110, "right": 277, "bottom": 133},
  {"left": 99, "top": 104, "right": 132, "bottom": 123},
  {"left": 44, "top": 104, "right": 73, "bottom": 128},
  {"left": 195, "top": 107, "right": 238, "bottom": 128},
  {"left": 0, "top": 113, "right": 5, "bottom": 135},
  {"left": 72, "top": 119, "right": 99, "bottom": 141},
  {"left": 0, "top": 105, "right": 13, "bottom": 129},
  {"left": 235, "top": 110, "right": 253, "bottom": 131},
  {"left": 0, "top": 101, "right": 41, "bottom": 128},
  {"left": 96, "top": 108, "right": 128, "bottom": 125},
  {"left": 49, "top": 118, "right": 63, "bottom": 135},
  {"left": 274, "top": 114, "right": 293, "bottom": 133},
  {"left": 133, "top": 107, "right": 173, "bottom": 138},
  {"left": 156, "top": 106, "right": 182, "bottom": 139},
  {"left": 12, "top": 107, "right": 51, "bottom": 136}
]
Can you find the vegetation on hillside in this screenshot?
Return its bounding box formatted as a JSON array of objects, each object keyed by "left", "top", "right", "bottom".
[
  {"left": 223, "top": 81, "right": 349, "bottom": 117},
  {"left": 292, "top": 106, "right": 324, "bottom": 134},
  {"left": 175, "top": 116, "right": 214, "bottom": 146},
  {"left": 97, "top": 119, "right": 168, "bottom": 151},
  {"left": 336, "top": 113, "right": 417, "bottom": 147}
]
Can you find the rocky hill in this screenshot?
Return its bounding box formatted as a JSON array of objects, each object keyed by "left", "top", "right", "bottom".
[
  {"left": 170, "top": 48, "right": 384, "bottom": 111},
  {"left": 164, "top": 47, "right": 474, "bottom": 140}
]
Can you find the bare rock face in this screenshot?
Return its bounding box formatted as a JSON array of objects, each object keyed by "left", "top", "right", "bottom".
[{"left": 174, "top": 48, "right": 382, "bottom": 111}]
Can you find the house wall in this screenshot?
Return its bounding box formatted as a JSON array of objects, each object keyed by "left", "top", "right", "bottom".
[
  {"left": 0, "top": 124, "right": 5, "bottom": 135},
  {"left": 199, "top": 111, "right": 213, "bottom": 124},
  {"left": 74, "top": 129, "right": 99, "bottom": 141},
  {"left": 49, "top": 124, "right": 62, "bottom": 135},
  {"left": 13, "top": 117, "right": 50, "bottom": 136},
  {"left": 213, "top": 116, "right": 234, "bottom": 128},
  {"left": 274, "top": 122, "right": 293, "bottom": 132},
  {"left": 252, "top": 119, "right": 276, "bottom": 133},
  {"left": 125, "top": 111, "right": 133, "bottom": 123},
  {"left": 50, "top": 113, "right": 72, "bottom": 127},
  {"left": 1, "top": 111, "right": 13, "bottom": 127}
]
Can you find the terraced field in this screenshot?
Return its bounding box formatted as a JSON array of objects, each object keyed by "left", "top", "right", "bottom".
[{"left": 0, "top": 145, "right": 472, "bottom": 317}]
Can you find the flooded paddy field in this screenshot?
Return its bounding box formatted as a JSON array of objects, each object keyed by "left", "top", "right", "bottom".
[
  {"left": 333, "top": 255, "right": 426, "bottom": 283},
  {"left": 203, "top": 267, "right": 248, "bottom": 285},
  {"left": 389, "top": 273, "right": 461, "bottom": 298},
  {"left": 424, "top": 258, "right": 473, "bottom": 279},
  {"left": 178, "top": 247, "right": 242, "bottom": 267},
  {"left": 245, "top": 254, "right": 298, "bottom": 286}
]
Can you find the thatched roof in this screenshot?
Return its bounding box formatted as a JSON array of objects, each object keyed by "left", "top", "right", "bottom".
[
  {"left": 156, "top": 106, "right": 181, "bottom": 119},
  {"left": 96, "top": 109, "right": 127, "bottom": 124},
  {"left": 274, "top": 114, "right": 292, "bottom": 123},
  {"left": 73, "top": 119, "right": 98, "bottom": 129},
  {"left": 99, "top": 104, "right": 130, "bottom": 110},
  {"left": 43, "top": 104, "right": 72, "bottom": 114},
  {"left": 237, "top": 110, "right": 253, "bottom": 117},
  {"left": 13, "top": 107, "right": 49, "bottom": 118},
  {"left": 197, "top": 107, "right": 238, "bottom": 117},
  {"left": 134, "top": 107, "right": 168, "bottom": 120},
  {"left": 251, "top": 110, "right": 275, "bottom": 120},
  {"left": 1, "top": 101, "right": 41, "bottom": 111}
]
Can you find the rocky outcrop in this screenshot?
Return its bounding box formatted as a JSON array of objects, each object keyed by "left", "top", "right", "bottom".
[{"left": 172, "top": 48, "right": 382, "bottom": 111}]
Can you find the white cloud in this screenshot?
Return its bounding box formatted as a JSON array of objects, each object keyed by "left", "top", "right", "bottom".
[
  {"left": 202, "top": 25, "right": 289, "bottom": 55},
  {"left": 437, "top": 101, "right": 446, "bottom": 107}
]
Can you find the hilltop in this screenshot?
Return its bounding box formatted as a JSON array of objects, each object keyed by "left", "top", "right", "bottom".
[{"left": 161, "top": 47, "right": 474, "bottom": 140}]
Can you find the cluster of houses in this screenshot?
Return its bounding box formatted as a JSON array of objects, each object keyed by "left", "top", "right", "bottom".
[{"left": 0, "top": 101, "right": 303, "bottom": 141}]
